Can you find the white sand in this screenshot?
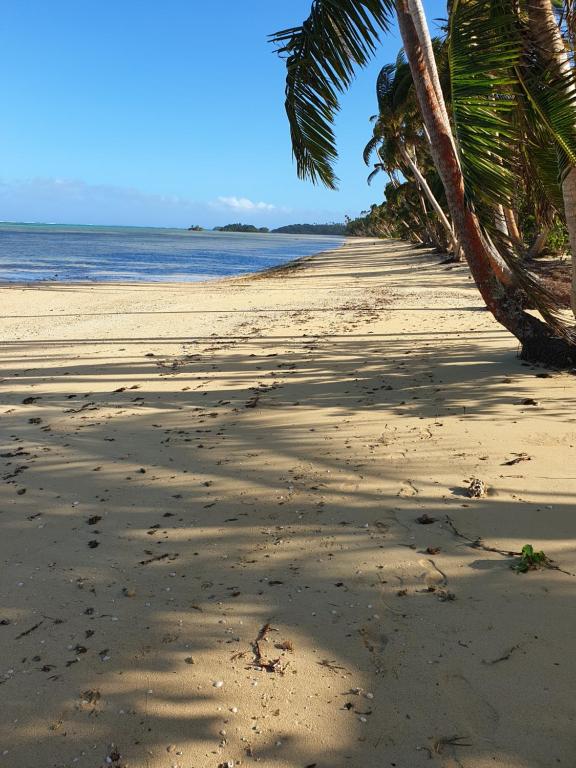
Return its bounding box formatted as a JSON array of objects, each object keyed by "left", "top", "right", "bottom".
[{"left": 1, "top": 238, "right": 575, "bottom": 768}]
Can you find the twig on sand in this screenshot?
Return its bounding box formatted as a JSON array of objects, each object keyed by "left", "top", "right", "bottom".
[
  {"left": 251, "top": 622, "right": 283, "bottom": 673},
  {"left": 482, "top": 644, "right": 521, "bottom": 665},
  {"left": 444, "top": 516, "right": 574, "bottom": 576},
  {"left": 318, "top": 658, "right": 349, "bottom": 674},
  {"left": 444, "top": 515, "right": 520, "bottom": 557},
  {"left": 15, "top": 619, "right": 45, "bottom": 639},
  {"left": 138, "top": 552, "right": 179, "bottom": 566},
  {"left": 433, "top": 734, "right": 472, "bottom": 754}
]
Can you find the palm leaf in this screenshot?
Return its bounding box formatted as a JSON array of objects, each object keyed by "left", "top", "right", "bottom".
[
  {"left": 270, "top": 0, "right": 394, "bottom": 188},
  {"left": 516, "top": 24, "right": 576, "bottom": 183},
  {"left": 448, "top": 0, "right": 521, "bottom": 207},
  {"left": 448, "top": 0, "right": 573, "bottom": 335},
  {"left": 375, "top": 63, "right": 396, "bottom": 114},
  {"left": 363, "top": 133, "right": 382, "bottom": 165},
  {"left": 517, "top": 108, "right": 565, "bottom": 219},
  {"left": 367, "top": 164, "right": 385, "bottom": 184}
]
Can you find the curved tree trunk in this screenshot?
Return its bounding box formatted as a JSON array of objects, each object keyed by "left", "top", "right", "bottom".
[
  {"left": 400, "top": 217, "right": 421, "bottom": 241},
  {"left": 504, "top": 207, "right": 523, "bottom": 249},
  {"left": 495, "top": 204, "right": 509, "bottom": 236},
  {"left": 398, "top": 144, "right": 456, "bottom": 250},
  {"left": 526, "top": 228, "right": 550, "bottom": 260},
  {"left": 406, "top": 0, "right": 452, "bottom": 135},
  {"left": 396, "top": 0, "right": 575, "bottom": 365},
  {"left": 526, "top": 0, "right": 576, "bottom": 318},
  {"left": 490, "top": 205, "right": 519, "bottom": 283}
]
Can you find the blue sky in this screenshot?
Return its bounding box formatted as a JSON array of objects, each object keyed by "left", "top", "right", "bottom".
[{"left": 0, "top": 1, "right": 443, "bottom": 228}]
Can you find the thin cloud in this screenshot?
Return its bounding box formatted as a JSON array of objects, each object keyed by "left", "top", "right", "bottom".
[
  {"left": 215, "top": 196, "right": 277, "bottom": 211},
  {"left": 0, "top": 177, "right": 341, "bottom": 228}
]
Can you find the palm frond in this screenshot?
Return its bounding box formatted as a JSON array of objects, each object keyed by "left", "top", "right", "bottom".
[
  {"left": 517, "top": 27, "right": 576, "bottom": 183},
  {"left": 270, "top": 0, "right": 394, "bottom": 188},
  {"left": 390, "top": 59, "right": 415, "bottom": 111},
  {"left": 519, "top": 116, "right": 565, "bottom": 219},
  {"left": 375, "top": 63, "right": 396, "bottom": 114},
  {"left": 363, "top": 133, "right": 382, "bottom": 166},
  {"left": 367, "top": 164, "right": 384, "bottom": 184},
  {"left": 448, "top": 0, "right": 521, "bottom": 206}
]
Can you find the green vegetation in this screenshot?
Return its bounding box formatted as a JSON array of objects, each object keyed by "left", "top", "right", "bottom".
[
  {"left": 187, "top": 225, "right": 204, "bottom": 231},
  {"left": 345, "top": 208, "right": 389, "bottom": 237},
  {"left": 206, "top": 222, "right": 347, "bottom": 235},
  {"left": 271, "top": 0, "right": 576, "bottom": 367},
  {"left": 512, "top": 545, "right": 551, "bottom": 573},
  {"left": 213, "top": 223, "right": 270, "bottom": 233},
  {"left": 272, "top": 223, "right": 346, "bottom": 235}
]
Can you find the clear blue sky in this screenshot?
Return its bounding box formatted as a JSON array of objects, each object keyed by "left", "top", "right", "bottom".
[{"left": 0, "top": 1, "right": 442, "bottom": 228}]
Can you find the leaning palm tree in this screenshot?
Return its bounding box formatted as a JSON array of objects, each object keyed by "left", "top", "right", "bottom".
[
  {"left": 524, "top": 0, "right": 576, "bottom": 313},
  {"left": 364, "top": 56, "right": 459, "bottom": 254},
  {"left": 447, "top": 0, "right": 576, "bottom": 308},
  {"left": 271, "top": 0, "right": 576, "bottom": 365}
]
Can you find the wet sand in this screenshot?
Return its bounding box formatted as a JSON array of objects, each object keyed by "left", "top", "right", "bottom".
[{"left": 1, "top": 238, "right": 575, "bottom": 768}]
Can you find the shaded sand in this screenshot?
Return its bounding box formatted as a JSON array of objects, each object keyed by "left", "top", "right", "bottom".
[{"left": 1, "top": 239, "right": 576, "bottom": 768}]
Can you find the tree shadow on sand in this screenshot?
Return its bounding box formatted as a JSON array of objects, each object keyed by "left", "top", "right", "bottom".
[{"left": 1, "top": 243, "right": 575, "bottom": 768}]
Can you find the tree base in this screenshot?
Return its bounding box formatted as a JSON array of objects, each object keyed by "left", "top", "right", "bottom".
[{"left": 520, "top": 335, "right": 576, "bottom": 369}]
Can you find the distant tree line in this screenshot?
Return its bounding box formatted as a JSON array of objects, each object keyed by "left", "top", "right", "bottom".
[
  {"left": 213, "top": 223, "right": 270, "bottom": 233},
  {"left": 188, "top": 222, "right": 348, "bottom": 235},
  {"left": 272, "top": 223, "right": 346, "bottom": 235}
]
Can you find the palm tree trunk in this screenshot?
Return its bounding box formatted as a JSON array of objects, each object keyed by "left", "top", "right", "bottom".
[
  {"left": 504, "top": 207, "right": 523, "bottom": 249},
  {"left": 526, "top": 0, "right": 576, "bottom": 317},
  {"left": 398, "top": 144, "right": 456, "bottom": 249},
  {"left": 487, "top": 205, "right": 517, "bottom": 285},
  {"left": 396, "top": 0, "right": 574, "bottom": 364},
  {"left": 483, "top": 231, "right": 516, "bottom": 287},
  {"left": 526, "top": 228, "right": 549, "bottom": 260},
  {"left": 400, "top": 217, "right": 418, "bottom": 240},
  {"left": 406, "top": 0, "right": 452, "bottom": 132},
  {"left": 418, "top": 194, "right": 444, "bottom": 250},
  {"left": 495, "top": 204, "right": 509, "bottom": 236}
]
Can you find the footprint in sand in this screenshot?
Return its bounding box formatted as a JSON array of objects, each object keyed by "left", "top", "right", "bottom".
[{"left": 438, "top": 671, "right": 500, "bottom": 737}]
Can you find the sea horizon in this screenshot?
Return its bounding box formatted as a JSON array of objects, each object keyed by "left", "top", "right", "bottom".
[{"left": 0, "top": 222, "right": 345, "bottom": 283}]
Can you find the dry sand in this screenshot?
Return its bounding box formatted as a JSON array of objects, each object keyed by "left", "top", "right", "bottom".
[{"left": 1, "top": 238, "right": 575, "bottom": 768}]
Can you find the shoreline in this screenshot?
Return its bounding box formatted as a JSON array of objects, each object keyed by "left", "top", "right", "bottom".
[
  {"left": 0, "top": 232, "right": 349, "bottom": 288},
  {"left": 0, "top": 240, "right": 350, "bottom": 296},
  {"left": 1, "top": 238, "right": 575, "bottom": 768}
]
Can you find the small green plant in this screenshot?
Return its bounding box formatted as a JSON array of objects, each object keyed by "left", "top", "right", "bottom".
[{"left": 512, "top": 544, "right": 550, "bottom": 573}]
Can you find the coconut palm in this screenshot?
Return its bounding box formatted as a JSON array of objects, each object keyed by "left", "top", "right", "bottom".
[
  {"left": 271, "top": 0, "right": 576, "bottom": 365},
  {"left": 364, "top": 56, "right": 459, "bottom": 255},
  {"left": 446, "top": 0, "right": 576, "bottom": 307},
  {"left": 524, "top": 0, "right": 576, "bottom": 312}
]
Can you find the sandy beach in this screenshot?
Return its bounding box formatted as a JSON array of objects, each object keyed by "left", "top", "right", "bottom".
[{"left": 1, "top": 238, "right": 576, "bottom": 768}]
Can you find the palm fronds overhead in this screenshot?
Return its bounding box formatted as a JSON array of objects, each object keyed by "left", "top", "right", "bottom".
[
  {"left": 448, "top": 0, "right": 521, "bottom": 207},
  {"left": 517, "top": 22, "right": 576, "bottom": 184},
  {"left": 270, "top": 1, "right": 394, "bottom": 188},
  {"left": 449, "top": 0, "right": 576, "bottom": 211}
]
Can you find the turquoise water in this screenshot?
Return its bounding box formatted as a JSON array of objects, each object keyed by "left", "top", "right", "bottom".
[{"left": 0, "top": 223, "right": 344, "bottom": 282}]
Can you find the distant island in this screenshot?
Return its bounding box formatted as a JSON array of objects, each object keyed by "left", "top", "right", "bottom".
[
  {"left": 272, "top": 223, "right": 346, "bottom": 235},
  {"left": 189, "top": 222, "right": 347, "bottom": 235},
  {"left": 214, "top": 223, "right": 270, "bottom": 233}
]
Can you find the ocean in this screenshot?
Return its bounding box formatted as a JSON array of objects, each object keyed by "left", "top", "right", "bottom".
[{"left": 0, "top": 223, "right": 344, "bottom": 283}]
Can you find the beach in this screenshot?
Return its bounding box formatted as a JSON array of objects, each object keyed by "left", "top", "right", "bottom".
[{"left": 1, "top": 238, "right": 575, "bottom": 768}]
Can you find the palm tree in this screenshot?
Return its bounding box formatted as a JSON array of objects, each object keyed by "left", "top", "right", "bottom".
[
  {"left": 524, "top": 0, "right": 576, "bottom": 315},
  {"left": 447, "top": 0, "right": 576, "bottom": 310},
  {"left": 271, "top": 0, "right": 576, "bottom": 365},
  {"left": 364, "top": 56, "right": 459, "bottom": 255}
]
